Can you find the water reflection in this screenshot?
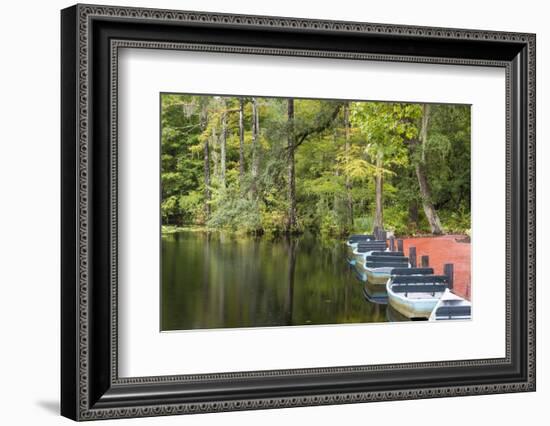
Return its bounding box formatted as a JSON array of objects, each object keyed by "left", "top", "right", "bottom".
[{"left": 161, "top": 230, "right": 388, "bottom": 331}]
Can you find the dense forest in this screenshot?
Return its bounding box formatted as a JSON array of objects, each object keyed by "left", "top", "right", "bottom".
[{"left": 161, "top": 94, "right": 470, "bottom": 238}]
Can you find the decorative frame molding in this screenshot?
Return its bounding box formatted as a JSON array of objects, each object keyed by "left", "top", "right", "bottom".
[{"left": 61, "top": 3, "right": 536, "bottom": 421}]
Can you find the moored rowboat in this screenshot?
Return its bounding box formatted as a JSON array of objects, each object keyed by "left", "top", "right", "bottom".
[
  {"left": 429, "top": 289, "right": 471, "bottom": 321},
  {"left": 386, "top": 274, "right": 449, "bottom": 319},
  {"left": 345, "top": 234, "right": 375, "bottom": 264},
  {"left": 351, "top": 241, "right": 388, "bottom": 265},
  {"left": 356, "top": 255, "right": 410, "bottom": 284},
  {"left": 357, "top": 254, "right": 410, "bottom": 300}
]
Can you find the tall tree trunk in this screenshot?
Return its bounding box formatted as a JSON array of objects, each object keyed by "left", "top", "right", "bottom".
[
  {"left": 373, "top": 151, "right": 384, "bottom": 231},
  {"left": 287, "top": 98, "right": 297, "bottom": 233},
  {"left": 333, "top": 129, "right": 340, "bottom": 211},
  {"left": 344, "top": 103, "right": 354, "bottom": 227},
  {"left": 416, "top": 104, "right": 443, "bottom": 235},
  {"left": 251, "top": 97, "right": 260, "bottom": 196},
  {"left": 416, "top": 162, "right": 443, "bottom": 234},
  {"left": 238, "top": 98, "right": 245, "bottom": 181},
  {"left": 220, "top": 100, "right": 227, "bottom": 188},
  {"left": 211, "top": 126, "right": 219, "bottom": 180},
  {"left": 200, "top": 101, "right": 211, "bottom": 221}
]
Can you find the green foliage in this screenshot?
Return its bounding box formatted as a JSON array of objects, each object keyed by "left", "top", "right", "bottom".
[
  {"left": 439, "top": 208, "right": 471, "bottom": 234},
  {"left": 350, "top": 102, "right": 410, "bottom": 173},
  {"left": 353, "top": 216, "right": 374, "bottom": 234},
  {"left": 207, "top": 184, "right": 262, "bottom": 234},
  {"left": 383, "top": 205, "right": 412, "bottom": 236},
  {"left": 161, "top": 94, "right": 471, "bottom": 237},
  {"left": 178, "top": 191, "right": 203, "bottom": 223},
  {"left": 427, "top": 105, "right": 471, "bottom": 214}
]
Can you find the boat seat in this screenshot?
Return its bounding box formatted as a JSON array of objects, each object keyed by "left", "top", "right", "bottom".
[
  {"left": 391, "top": 267, "right": 434, "bottom": 276},
  {"left": 357, "top": 241, "right": 387, "bottom": 247},
  {"left": 435, "top": 306, "right": 471, "bottom": 317},
  {"left": 391, "top": 275, "right": 448, "bottom": 284},
  {"left": 356, "top": 243, "right": 387, "bottom": 253},
  {"left": 365, "top": 255, "right": 409, "bottom": 263},
  {"left": 391, "top": 284, "right": 448, "bottom": 294},
  {"left": 368, "top": 251, "right": 404, "bottom": 257},
  {"left": 365, "top": 261, "right": 410, "bottom": 268},
  {"left": 348, "top": 234, "right": 375, "bottom": 243}
]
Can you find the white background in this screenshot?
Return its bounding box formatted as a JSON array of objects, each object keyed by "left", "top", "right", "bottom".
[
  {"left": 119, "top": 49, "right": 505, "bottom": 377},
  {"left": 0, "top": 0, "right": 547, "bottom": 425}
]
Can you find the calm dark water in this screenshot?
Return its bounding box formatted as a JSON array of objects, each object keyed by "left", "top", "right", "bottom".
[{"left": 161, "top": 230, "right": 388, "bottom": 331}]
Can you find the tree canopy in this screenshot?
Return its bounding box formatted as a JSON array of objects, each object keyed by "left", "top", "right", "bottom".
[{"left": 161, "top": 94, "right": 471, "bottom": 237}]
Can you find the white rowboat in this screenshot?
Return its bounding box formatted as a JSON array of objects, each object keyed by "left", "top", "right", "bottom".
[
  {"left": 429, "top": 289, "right": 471, "bottom": 321},
  {"left": 386, "top": 275, "right": 449, "bottom": 320},
  {"left": 346, "top": 234, "right": 375, "bottom": 264}
]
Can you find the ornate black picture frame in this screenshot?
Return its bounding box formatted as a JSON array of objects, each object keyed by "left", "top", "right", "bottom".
[{"left": 61, "top": 4, "right": 536, "bottom": 421}]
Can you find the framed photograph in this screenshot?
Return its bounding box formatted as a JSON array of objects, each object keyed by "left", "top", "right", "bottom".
[{"left": 61, "top": 4, "right": 536, "bottom": 421}]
